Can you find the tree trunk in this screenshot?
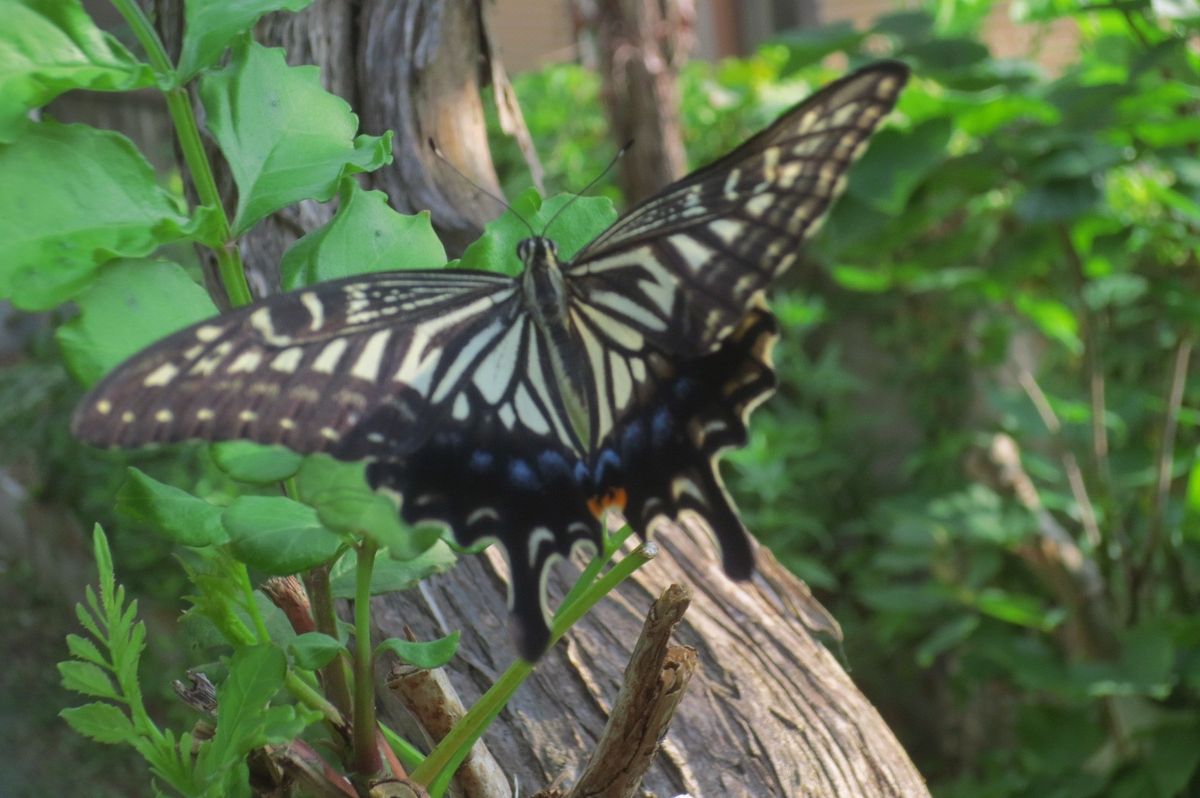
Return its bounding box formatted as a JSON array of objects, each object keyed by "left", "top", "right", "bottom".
[
  {"left": 583, "top": 0, "right": 691, "bottom": 203},
  {"left": 139, "top": 2, "right": 928, "bottom": 795}
]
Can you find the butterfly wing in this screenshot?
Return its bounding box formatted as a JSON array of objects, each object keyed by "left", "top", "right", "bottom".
[
  {"left": 72, "top": 269, "right": 520, "bottom": 456},
  {"left": 561, "top": 62, "right": 908, "bottom": 580},
  {"left": 73, "top": 268, "right": 600, "bottom": 659},
  {"left": 566, "top": 61, "right": 909, "bottom": 355}
]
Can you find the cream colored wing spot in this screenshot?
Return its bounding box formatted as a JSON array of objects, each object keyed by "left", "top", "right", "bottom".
[
  {"left": 279, "top": 418, "right": 295, "bottom": 430},
  {"left": 350, "top": 329, "right": 392, "bottom": 382},
  {"left": 226, "top": 351, "right": 262, "bottom": 374},
  {"left": 300, "top": 291, "right": 325, "bottom": 331},
  {"left": 154, "top": 409, "right": 173, "bottom": 423},
  {"left": 143, "top": 362, "right": 179, "bottom": 386},
  {"left": 95, "top": 400, "right": 112, "bottom": 415},
  {"left": 195, "top": 325, "right": 223, "bottom": 342},
  {"left": 238, "top": 410, "right": 257, "bottom": 422},
  {"left": 270, "top": 347, "right": 304, "bottom": 373},
  {"left": 121, "top": 411, "right": 135, "bottom": 423},
  {"left": 196, "top": 408, "right": 215, "bottom": 421},
  {"left": 320, "top": 427, "right": 340, "bottom": 441},
  {"left": 312, "top": 338, "right": 348, "bottom": 374}
]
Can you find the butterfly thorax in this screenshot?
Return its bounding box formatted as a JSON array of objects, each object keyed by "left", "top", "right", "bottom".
[{"left": 517, "top": 236, "right": 593, "bottom": 449}]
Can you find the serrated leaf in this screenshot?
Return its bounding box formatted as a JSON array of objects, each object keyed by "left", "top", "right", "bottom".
[
  {"left": 177, "top": 0, "right": 314, "bottom": 82},
  {"left": 295, "top": 455, "right": 441, "bottom": 558},
  {"left": 115, "top": 468, "right": 228, "bottom": 547},
  {"left": 201, "top": 646, "right": 292, "bottom": 773},
  {"left": 198, "top": 40, "right": 392, "bottom": 233},
  {"left": 0, "top": 124, "right": 201, "bottom": 310},
  {"left": 0, "top": 0, "right": 154, "bottom": 142},
  {"left": 456, "top": 188, "right": 617, "bottom": 276},
  {"left": 58, "top": 660, "right": 119, "bottom": 700},
  {"left": 66, "top": 633, "right": 106, "bottom": 667},
  {"left": 56, "top": 258, "right": 218, "bottom": 383},
  {"left": 288, "top": 632, "right": 344, "bottom": 670},
  {"left": 280, "top": 178, "right": 447, "bottom": 290},
  {"left": 211, "top": 442, "right": 303, "bottom": 484},
  {"left": 375, "top": 632, "right": 460, "bottom": 669},
  {"left": 223, "top": 496, "right": 343, "bottom": 574},
  {"left": 329, "top": 540, "right": 457, "bottom": 598},
  {"left": 61, "top": 703, "right": 135, "bottom": 745}
]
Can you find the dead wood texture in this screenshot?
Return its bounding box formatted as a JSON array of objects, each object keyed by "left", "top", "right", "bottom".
[{"left": 141, "top": 1, "right": 928, "bottom": 795}]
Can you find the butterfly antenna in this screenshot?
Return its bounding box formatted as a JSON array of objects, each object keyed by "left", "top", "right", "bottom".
[
  {"left": 428, "top": 138, "right": 536, "bottom": 237},
  {"left": 540, "top": 139, "right": 634, "bottom": 238}
]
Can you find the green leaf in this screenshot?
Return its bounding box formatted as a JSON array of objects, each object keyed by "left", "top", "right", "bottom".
[
  {"left": 1014, "top": 294, "right": 1082, "bottom": 353},
  {"left": 295, "top": 455, "right": 442, "bottom": 559},
  {"left": 65, "top": 633, "right": 106, "bottom": 667},
  {"left": 280, "top": 179, "right": 446, "bottom": 291},
  {"left": 288, "top": 632, "right": 344, "bottom": 670},
  {"left": 57, "top": 259, "right": 218, "bottom": 387},
  {"left": 972, "top": 588, "right": 1064, "bottom": 631},
  {"left": 211, "top": 442, "right": 304, "bottom": 484},
  {"left": 0, "top": 0, "right": 154, "bottom": 142},
  {"left": 915, "top": 615, "right": 979, "bottom": 667},
  {"left": 58, "top": 660, "right": 119, "bottom": 700},
  {"left": 223, "top": 496, "right": 343, "bottom": 574},
  {"left": 830, "top": 264, "right": 892, "bottom": 293},
  {"left": 177, "top": 0, "right": 314, "bottom": 82},
  {"left": 60, "top": 703, "right": 136, "bottom": 745},
  {"left": 456, "top": 188, "right": 617, "bottom": 276},
  {"left": 200, "top": 646, "right": 310, "bottom": 775},
  {"left": 847, "top": 119, "right": 951, "bottom": 215},
  {"left": 198, "top": 40, "right": 393, "bottom": 234},
  {"left": 0, "top": 124, "right": 201, "bottom": 310},
  {"left": 374, "top": 631, "right": 460, "bottom": 669},
  {"left": 115, "top": 468, "right": 228, "bottom": 547},
  {"left": 329, "top": 540, "right": 457, "bottom": 598}
]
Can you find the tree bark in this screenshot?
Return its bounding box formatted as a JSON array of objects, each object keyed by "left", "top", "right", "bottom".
[
  {"left": 583, "top": 0, "right": 692, "bottom": 203},
  {"left": 132, "top": 2, "right": 928, "bottom": 795}
]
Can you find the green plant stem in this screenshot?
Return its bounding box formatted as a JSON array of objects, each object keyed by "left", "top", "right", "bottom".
[
  {"left": 285, "top": 670, "right": 344, "bottom": 729},
  {"left": 108, "top": 0, "right": 253, "bottom": 309},
  {"left": 352, "top": 541, "right": 382, "bottom": 778},
  {"left": 557, "top": 520, "right": 636, "bottom": 616},
  {"left": 379, "top": 723, "right": 425, "bottom": 772},
  {"left": 411, "top": 544, "right": 654, "bottom": 793}
]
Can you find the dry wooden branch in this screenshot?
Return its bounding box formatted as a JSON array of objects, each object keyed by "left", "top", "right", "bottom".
[
  {"left": 564, "top": 584, "right": 696, "bottom": 798},
  {"left": 386, "top": 657, "right": 512, "bottom": 798}
]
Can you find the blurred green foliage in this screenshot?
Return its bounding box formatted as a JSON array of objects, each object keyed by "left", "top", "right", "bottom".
[{"left": 492, "top": 2, "right": 1200, "bottom": 796}]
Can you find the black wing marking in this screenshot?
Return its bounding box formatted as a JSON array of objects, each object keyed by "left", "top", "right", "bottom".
[{"left": 566, "top": 61, "right": 909, "bottom": 355}]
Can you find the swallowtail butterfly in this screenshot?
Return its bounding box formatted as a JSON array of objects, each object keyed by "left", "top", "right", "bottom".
[{"left": 72, "top": 62, "right": 909, "bottom": 659}]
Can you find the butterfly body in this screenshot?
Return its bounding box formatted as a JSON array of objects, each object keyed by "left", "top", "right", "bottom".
[{"left": 72, "top": 62, "right": 909, "bottom": 659}]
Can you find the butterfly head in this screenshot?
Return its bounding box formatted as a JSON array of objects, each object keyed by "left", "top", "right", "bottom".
[{"left": 516, "top": 236, "right": 559, "bottom": 267}]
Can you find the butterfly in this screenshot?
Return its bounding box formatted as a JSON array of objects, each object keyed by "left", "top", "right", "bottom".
[{"left": 72, "top": 62, "right": 909, "bottom": 660}]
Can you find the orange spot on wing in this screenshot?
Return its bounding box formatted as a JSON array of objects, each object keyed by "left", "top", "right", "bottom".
[{"left": 587, "top": 487, "right": 628, "bottom": 519}]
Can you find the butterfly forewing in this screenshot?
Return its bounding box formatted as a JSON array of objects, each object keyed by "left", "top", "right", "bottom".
[
  {"left": 568, "top": 62, "right": 909, "bottom": 355},
  {"left": 73, "top": 270, "right": 519, "bottom": 456}
]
